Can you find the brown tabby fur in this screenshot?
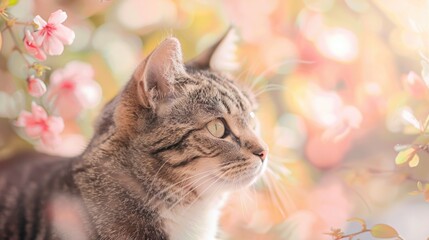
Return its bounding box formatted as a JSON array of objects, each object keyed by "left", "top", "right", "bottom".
[{"left": 0, "top": 33, "right": 268, "bottom": 240}]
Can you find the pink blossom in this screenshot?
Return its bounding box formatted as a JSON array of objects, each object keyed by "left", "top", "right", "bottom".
[
  {"left": 48, "top": 61, "right": 101, "bottom": 119},
  {"left": 16, "top": 102, "right": 64, "bottom": 147},
  {"left": 23, "top": 30, "right": 47, "bottom": 61},
  {"left": 27, "top": 76, "right": 47, "bottom": 97},
  {"left": 36, "top": 134, "right": 87, "bottom": 157},
  {"left": 33, "top": 9, "right": 75, "bottom": 56}
]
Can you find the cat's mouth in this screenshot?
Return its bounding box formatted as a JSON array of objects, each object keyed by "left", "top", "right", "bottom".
[{"left": 211, "top": 163, "right": 265, "bottom": 188}]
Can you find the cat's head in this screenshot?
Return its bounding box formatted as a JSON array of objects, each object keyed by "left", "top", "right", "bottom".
[{"left": 100, "top": 30, "right": 268, "bottom": 198}]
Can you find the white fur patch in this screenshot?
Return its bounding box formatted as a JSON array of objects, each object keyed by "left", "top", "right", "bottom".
[{"left": 162, "top": 195, "right": 227, "bottom": 240}]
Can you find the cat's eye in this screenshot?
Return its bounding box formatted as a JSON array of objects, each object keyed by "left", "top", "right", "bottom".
[{"left": 207, "top": 119, "right": 225, "bottom": 138}]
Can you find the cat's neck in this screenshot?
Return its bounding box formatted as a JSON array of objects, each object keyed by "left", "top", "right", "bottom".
[{"left": 161, "top": 193, "right": 228, "bottom": 240}]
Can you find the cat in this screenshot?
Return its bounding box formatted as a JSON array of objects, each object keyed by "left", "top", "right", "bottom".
[{"left": 0, "top": 29, "right": 268, "bottom": 240}]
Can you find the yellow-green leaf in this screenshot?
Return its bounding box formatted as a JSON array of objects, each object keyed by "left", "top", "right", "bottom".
[
  {"left": 370, "top": 224, "right": 399, "bottom": 238},
  {"left": 8, "top": 0, "right": 18, "bottom": 6},
  {"left": 395, "top": 148, "right": 414, "bottom": 165},
  {"left": 348, "top": 218, "right": 367, "bottom": 230},
  {"left": 408, "top": 154, "right": 420, "bottom": 167}
]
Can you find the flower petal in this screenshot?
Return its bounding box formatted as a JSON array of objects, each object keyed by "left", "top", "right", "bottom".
[
  {"left": 59, "top": 61, "right": 93, "bottom": 83},
  {"left": 15, "top": 111, "right": 32, "bottom": 127},
  {"left": 53, "top": 24, "right": 75, "bottom": 45},
  {"left": 24, "top": 31, "right": 47, "bottom": 61},
  {"left": 33, "top": 15, "right": 47, "bottom": 30},
  {"left": 48, "top": 10, "right": 68, "bottom": 24},
  {"left": 76, "top": 81, "right": 102, "bottom": 108},
  {"left": 42, "top": 36, "right": 64, "bottom": 56},
  {"left": 25, "top": 124, "right": 43, "bottom": 138},
  {"left": 47, "top": 116, "right": 64, "bottom": 134},
  {"left": 41, "top": 131, "right": 62, "bottom": 147},
  {"left": 33, "top": 31, "right": 47, "bottom": 47},
  {"left": 31, "top": 102, "right": 48, "bottom": 121},
  {"left": 27, "top": 76, "right": 47, "bottom": 97}
]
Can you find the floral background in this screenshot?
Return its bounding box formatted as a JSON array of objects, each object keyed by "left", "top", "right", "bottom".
[{"left": 1, "top": 0, "right": 429, "bottom": 239}]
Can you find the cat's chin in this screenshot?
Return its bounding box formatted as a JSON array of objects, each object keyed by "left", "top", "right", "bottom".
[{"left": 210, "top": 166, "right": 265, "bottom": 191}]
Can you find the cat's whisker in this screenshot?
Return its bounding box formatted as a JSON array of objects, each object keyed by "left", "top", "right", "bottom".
[
  {"left": 261, "top": 164, "right": 297, "bottom": 218},
  {"left": 253, "top": 84, "right": 287, "bottom": 97},
  {"left": 153, "top": 163, "right": 237, "bottom": 208},
  {"left": 152, "top": 174, "right": 212, "bottom": 209},
  {"left": 250, "top": 184, "right": 260, "bottom": 211},
  {"left": 235, "top": 59, "right": 253, "bottom": 82},
  {"left": 249, "top": 59, "right": 314, "bottom": 91},
  {"left": 146, "top": 159, "right": 170, "bottom": 196},
  {"left": 167, "top": 173, "right": 217, "bottom": 211},
  {"left": 265, "top": 156, "right": 297, "bottom": 214},
  {"left": 238, "top": 184, "right": 249, "bottom": 219},
  {"left": 177, "top": 169, "right": 230, "bottom": 212},
  {"left": 262, "top": 174, "right": 286, "bottom": 217},
  {"left": 146, "top": 166, "right": 222, "bottom": 206}
]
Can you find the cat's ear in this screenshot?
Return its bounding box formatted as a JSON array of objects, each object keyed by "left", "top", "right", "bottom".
[
  {"left": 133, "top": 37, "right": 186, "bottom": 108},
  {"left": 186, "top": 28, "right": 240, "bottom": 72}
]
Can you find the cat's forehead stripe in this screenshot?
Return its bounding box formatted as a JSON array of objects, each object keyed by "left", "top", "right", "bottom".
[{"left": 197, "top": 72, "right": 249, "bottom": 113}]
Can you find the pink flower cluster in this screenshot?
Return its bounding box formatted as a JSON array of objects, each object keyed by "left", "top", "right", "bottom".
[
  {"left": 24, "top": 10, "right": 75, "bottom": 61},
  {"left": 48, "top": 61, "right": 102, "bottom": 119},
  {"left": 15, "top": 9, "right": 102, "bottom": 150},
  {"left": 17, "top": 61, "right": 101, "bottom": 148},
  {"left": 16, "top": 102, "right": 64, "bottom": 147}
]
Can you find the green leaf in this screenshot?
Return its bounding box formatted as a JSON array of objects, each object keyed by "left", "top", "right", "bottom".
[
  {"left": 370, "top": 224, "right": 399, "bottom": 238},
  {"left": 408, "top": 153, "right": 420, "bottom": 168},
  {"left": 7, "top": 0, "right": 18, "bottom": 6},
  {"left": 395, "top": 148, "right": 414, "bottom": 165}
]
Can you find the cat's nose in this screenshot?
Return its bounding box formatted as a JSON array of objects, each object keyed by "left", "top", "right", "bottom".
[{"left": 253, "top": 149, "right": 268, "bottom": 162}]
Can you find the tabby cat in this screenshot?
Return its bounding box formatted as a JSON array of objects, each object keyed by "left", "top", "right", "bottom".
[{"left": 0, "top": 30, "right": 268, "bottom": 240}]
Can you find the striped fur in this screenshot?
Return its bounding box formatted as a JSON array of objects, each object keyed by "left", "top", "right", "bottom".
[{"left": 0, "top": 35, "right": 268, "bottom": 240}]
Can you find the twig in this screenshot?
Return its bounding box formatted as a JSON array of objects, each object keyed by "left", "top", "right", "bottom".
[
  {"left": 6, "top": 27, "right": 31, "bottom": 67},
  {"left": 0, "top": 10, "right": 32, "bottom": 67},
  {"left": 14, "top": 21, "right": 33, "bottom": 26},
  {"left": 334, "top": 229, "right": 371, "bottom": 240}
]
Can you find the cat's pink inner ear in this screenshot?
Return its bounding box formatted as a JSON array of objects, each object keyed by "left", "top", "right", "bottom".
[
  {"left": 186, "top": 28, "right": 240, "bottom": 73},
  {"left": 134, "top": 37, "right": 185, "bottom": 108}
]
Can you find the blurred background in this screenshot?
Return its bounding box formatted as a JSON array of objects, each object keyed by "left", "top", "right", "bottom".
[{"left": 1, "top": 0, "right": 429, "bottom": 239}]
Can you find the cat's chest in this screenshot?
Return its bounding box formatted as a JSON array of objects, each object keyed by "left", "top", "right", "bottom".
[{"left": 161, "top": 197, "right": 226, "bottom": 240}]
